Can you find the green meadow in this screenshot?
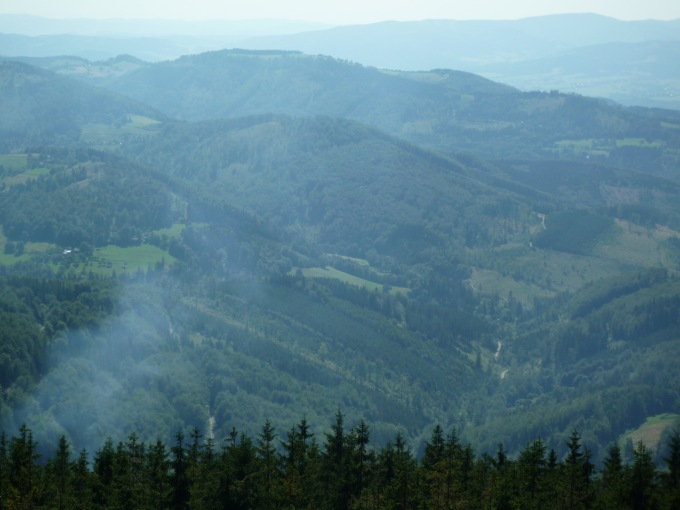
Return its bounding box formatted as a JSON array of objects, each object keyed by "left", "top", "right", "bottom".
[
  {"left": 619, "top": 413, "right": 680, "bottom": 450},
  {"left": 93, "top": 244, "right": 176, "bottom": 275},
  {"left": 293, "top": 265, "right": 409, "bottom": 295}
]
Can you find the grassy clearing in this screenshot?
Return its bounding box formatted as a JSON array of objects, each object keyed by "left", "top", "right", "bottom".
[
  {"left": 25, "top": 241, "right": 53, "bottom": 253},
  {"left": 615, "top": 137, "right": 663, "bottom": 148},
  {"left": 121, "top": 115, "right": 162, "bottom": 135},
  {"left": 0, "top": 219, "right": 179, "bottom": 275},
  {"left": 0, "top": 155, "right": 49, "bottom": 187},
  {"left": 0, "top": 154, "right": 28, "bottom": 170},
  {"left": 3, "top": 174, "right": 38, "bottom": 187},
  {"left": 0, "top": 226, "right": 27, "bottom": 264},
  {"left": 25, "top": 167, "right": 50, "bottom": 176},
  {"left": 294, "top": 266, "right": 409, "bottom": 296},
  {"left": 80, "top": 123, "right": 122, "bottom": 146},
  {"left": 471, "top": 237, "right": 633, "bottom": 299},
  {"left": 592, "top": 219, "right": 679, "bottom": 268},
  {"left": 554, "top": 139, "right": 610, "bottom": 157},
  {"left": 95, "top": 244, "right": 176, "bottom": 274},
  {"left": 619, "top": 413, "right": 680, "bottom": 450},
  {"left": 154, "top": 223, "right": 186, "bottom": 240},
  {"left": 468, "top": 267, "right": 555, "bottom": 310},
  {"left": 482, "top": 218, "right": 679, "bottom": 300},
  {"left": 554, "top": 137, "right": 664, "bottom": 158},
  {"left": 326, "top": 253, "right": 393, "bottom": 277},
  {"left": 593, "top": 220, "right": 673, "bottom": 267},
  {"left": 0, "top": 252, "right": 30, "bottom": 265},
  {"left": 327, "top": 254, "right": 370, "bottom": 266},
  {"left": 81, "top": 115, "right": 161, "bottom": 146},
  {"left": 128, "top": 114, "right": 161, "bottom": 127}
]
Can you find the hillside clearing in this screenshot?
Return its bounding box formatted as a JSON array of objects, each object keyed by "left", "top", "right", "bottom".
[{"left": 293, "top": 266, "right": 409, "bottom": 296}]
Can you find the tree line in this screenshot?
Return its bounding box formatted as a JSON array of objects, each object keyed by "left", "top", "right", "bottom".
[{"left": 1, "top": 414, "right": 679, "bottom": 510}]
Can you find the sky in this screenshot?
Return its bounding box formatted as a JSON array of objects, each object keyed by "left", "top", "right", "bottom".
[{"left": 2, "top": 0, "right": 680, "bottom": 24}]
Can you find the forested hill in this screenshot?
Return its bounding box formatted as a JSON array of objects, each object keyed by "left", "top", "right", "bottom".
[
  {"left": 61, "top": 49, "right": 680, "bottom": 174},
  {"left": 0, "top": 61, "right": 166, "bottom": 151},
  {"left": 117, "top": 114, "right": 532, "bottom": 261}
]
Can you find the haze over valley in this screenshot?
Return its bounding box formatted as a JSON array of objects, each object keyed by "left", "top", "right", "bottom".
[{"left": 1, "top": 4, "right": 680, "bottom": 507}]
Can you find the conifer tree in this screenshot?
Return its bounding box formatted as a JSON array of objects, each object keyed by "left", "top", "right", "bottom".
[
  {"left": 597, "top": 443, "right": 627, "bottom": 510},
  {"left": 8, "top": 424, "right": 40, "bottom": 510},
  {"left": 486, "top": 444, "right": 510, "bottom": 510},
  {"left": 389, "top": 432, "right": 417, "bottom": 510},
  {"left": 561, "top": 429, "right": 592, "bottom": 510},
  {"left": 93, "top": 438, "right": 115, "bottom": 507},
  {"left": 323, "top": 410, "right": 352, "bottom": 509},
  {"left": 629, "top": 441, "right": 658, "bottom": 510},
  {"left": 72, "top": 449, "right": 94, "bottom": 510},
  {"left": 224, "top": 432, "right": 258, "bottom": 510},
  {"left": 170, "top": 430, "right": 190, "bottom": 510},
  {"left": 147, "top": 439, "right": 170, "bottom": 510},
  {"left": 189, "top": 436, "right": 221, "bottom": 510},
  {"left": 49, "top": 435, "right": 73, "bottom": 510},
  {"left": 422, "top": 424, "right": 448, "bottom": 509},
  {"left": 257, "top": 419, "right": 279, "bottom": 509},
  {"left": 517, "top": 438, "right": 546, "bottom": 509},
  {"left": 352, "top": 418, "right": 371, "bottom": 501},
  {"left": 661, "top": 428, "right": 680, "bottom": 510},
  {"left": 126, "top": 432, "right": 147, "bottom": 508},
  {"left": 281, "top": 422, "right": 305, "bottom": 507},
  {"left": 0, "top": 432, "right": 8, "bottom": 510}
]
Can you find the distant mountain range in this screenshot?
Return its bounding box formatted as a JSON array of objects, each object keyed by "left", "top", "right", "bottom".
[
  {"left": 2, "top": 13, "right": 679, "bottom": 109},
  {"left": 17, "top": 49, "right": 676, "bottom": 175},
  {"left": 241, "top": 14, "right": 680, "bottom": 68}
]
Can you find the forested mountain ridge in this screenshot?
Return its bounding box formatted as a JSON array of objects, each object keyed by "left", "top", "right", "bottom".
[
  {"left": 117, "top": 115, "right": 532, "bottom": 260},
  {"left": 0, "top": 55, "right": 679, "bottom": 472},
  {"left": 238, "top": 14, "right": 680, "bottom": 110},
  {"left": 4, "top": 13, "right": 680, "bottom": 109},
  {"left": 0, "top": 61, "right": 166, "bottom": 151},
  {"left": 56, "top": 49, "right": 680, "bottom": 175}
]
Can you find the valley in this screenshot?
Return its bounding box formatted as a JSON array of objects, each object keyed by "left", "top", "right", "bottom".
[{"left": 1, "top": 19, "right": 679, "bottom": 482}]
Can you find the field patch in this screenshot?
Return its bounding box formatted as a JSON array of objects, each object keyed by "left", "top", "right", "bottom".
[
  {"left": 81, "top": 114, "right": 161, "bottom": 146},
  {"left": 153, "top": 223, "right": 186, "bottom": 240},
  {"left": 293, "top": 266, "right": 409, "bottom": 296},
  {"left": 0, "top": 155, "right": 50, "bottom": 187},
  {"left": 615, "top": 137, "right": 664, "bottom": 149},
  {"left": 121, "top": 114, "right": 162, "bottom": 135},
  {"left": 0, "top": 154, "right": 28, "bottom": 171},
  {"left": 94, "top": 244, "right": 176, "bottom": 275},
  {"left": 619, "top": 413, "right": 680, "bottom": 451},
  {"left": 592, "top": 219, "right": 680, "bottom": 268},
  {"left": 554, "top": 139, "right": 610, "bottom": 157}
]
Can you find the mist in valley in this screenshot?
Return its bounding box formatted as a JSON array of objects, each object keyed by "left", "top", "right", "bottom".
[{"left": 1, "top": 7, "right": 680, "bottom": 506}]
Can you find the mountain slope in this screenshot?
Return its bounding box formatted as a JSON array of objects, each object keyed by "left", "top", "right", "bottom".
[
  {"left": 118, "top": 114, "right": 534, "bottom": 261},
  {"left": 81, "top": 50, "right": 680, "bottom": 174},
  {"left": 6, "top": 14, "right": 680, "bottom": 110},
  {"left": 0, "top": 61, "right": 166, "bottom": 150}
]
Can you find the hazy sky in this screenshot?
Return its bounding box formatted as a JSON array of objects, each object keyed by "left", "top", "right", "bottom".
[{"left": 3, "top": 0, "right": 680, "bottom": 24}]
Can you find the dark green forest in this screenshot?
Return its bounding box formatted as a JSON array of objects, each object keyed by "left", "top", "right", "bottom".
[
  {"left": 1, "top": 45, "right": 680, "bottom": 508},
  {"left": 1, "top": 418, "right": 680, "bottom": 510}
]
